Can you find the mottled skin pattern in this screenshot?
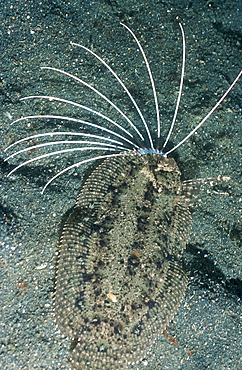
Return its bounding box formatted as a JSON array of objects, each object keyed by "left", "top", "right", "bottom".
[{"left": 54, "top": 153, "right": 191, "bottom": 369}]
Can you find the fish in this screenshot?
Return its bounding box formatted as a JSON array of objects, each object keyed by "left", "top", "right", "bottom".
[{"left": 4, "top": 23, "right": 241, "bottom": 369}]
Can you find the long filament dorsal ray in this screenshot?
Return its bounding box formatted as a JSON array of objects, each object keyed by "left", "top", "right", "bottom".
[
  {"left": 121, "top": 22, "right": 160, "bottom": 141},
  {"left": 41, "top": 152, "right": 125, "bottom": 194},
  {"left": 71, "top": 40, "right": 154, "bottom": 150},
  {"left": 165, "top": 69, "right": 242, "bottom": 156},
  {"left": 7, "top": 146, "right": 127, "bottom": 178},
  {"left": 41, "top": 66, "right": 145, "bottom": 141},
  {"left": 9, "top": 115, "right": 140, "bottom": 149},
  {"left": 20, "top": 95, "right": 135, "bottom": 139},
  {"left": 5, "top": 141, "right": 125, "bottom": 161},
  {"left": 4, "top": 132, "right": 125, "bottom": 152},
  {"left": 162, "top": 23, "right": 186, "bottom": 151}
]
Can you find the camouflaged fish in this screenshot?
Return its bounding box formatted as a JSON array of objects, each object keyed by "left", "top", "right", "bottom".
[{"left": 4, "top": 23, "right": 241, "bottom": 369}]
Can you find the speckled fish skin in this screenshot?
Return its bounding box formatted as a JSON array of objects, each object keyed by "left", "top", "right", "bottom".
[{"left": 55, "top": 153, "right": 191, "bottom": 369}]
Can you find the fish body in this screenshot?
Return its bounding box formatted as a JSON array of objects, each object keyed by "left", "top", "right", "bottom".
[{"left": 55, "top": 154, "right": 190, "bottom": 368}]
